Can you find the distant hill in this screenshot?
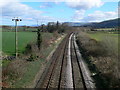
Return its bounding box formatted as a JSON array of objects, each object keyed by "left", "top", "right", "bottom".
[
  {"left": 82, "top": 18, "right": 119, "bottom": 28},
  {"left": 63, "top": 22, "right": 86, "bottom": 26},
  {"left": 63, "top": 18, "right": 118, "bottom": 28}
]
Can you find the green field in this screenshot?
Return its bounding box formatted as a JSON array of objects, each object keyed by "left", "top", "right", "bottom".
[
  {"left": 2, "top": 32, "right": 37, "bottom": 55},
  {"left": 2, "top": 31, "right": 54, "bottom": 56},
  {"left": 87, "top": 32, "right": 118, "bottom": 42}
]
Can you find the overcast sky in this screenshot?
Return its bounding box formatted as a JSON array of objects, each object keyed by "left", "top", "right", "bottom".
[{"left": 0, "top": 0, "right": 119, "bottom": 26}]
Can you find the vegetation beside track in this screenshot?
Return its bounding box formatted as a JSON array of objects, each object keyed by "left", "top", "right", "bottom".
[
  {"left": 2, "top": 31, "right": 65, "bottom": 88},
  {"left": 77, "top": 31, "right": 119, "bottom": 88}
]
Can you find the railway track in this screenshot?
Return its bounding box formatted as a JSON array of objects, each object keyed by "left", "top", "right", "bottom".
[{"left": 35, "top": 33, "right": 95, "bottom": 89}]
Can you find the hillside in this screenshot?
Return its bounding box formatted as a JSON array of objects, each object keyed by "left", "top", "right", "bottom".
[{"left": 82, "top": 18, "right": 119, "bottom": 28}]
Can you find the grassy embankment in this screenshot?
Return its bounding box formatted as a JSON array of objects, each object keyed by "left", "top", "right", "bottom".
[
  {"left": 77, "top": 31, "right": 119, "bottom": 88},
  {"left": 2, "top": 28, "right": 65, "bottom": 88},
  {"left": 13, "top": 34, "right": 64, "bottom": 88}
]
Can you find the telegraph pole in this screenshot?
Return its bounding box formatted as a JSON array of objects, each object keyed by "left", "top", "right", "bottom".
[{"left": 12, "top": 17, "right": 22, "bottom": 58}]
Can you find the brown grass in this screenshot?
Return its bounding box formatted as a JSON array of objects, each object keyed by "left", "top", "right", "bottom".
[{"left": 2, "top": 59, "right": 28, "bottom": 87}]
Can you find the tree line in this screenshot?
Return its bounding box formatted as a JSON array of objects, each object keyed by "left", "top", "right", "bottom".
[{"left": 38, "top": 21, "right": 69, "bottom": 33}]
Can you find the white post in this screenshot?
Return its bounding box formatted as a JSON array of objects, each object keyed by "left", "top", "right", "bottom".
[{"left": 15, "top": 20, "right": 18, "bottom": 58}]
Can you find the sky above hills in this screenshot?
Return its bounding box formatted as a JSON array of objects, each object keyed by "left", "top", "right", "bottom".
[{"left": 0, "top": 0, "right": 119, "bottom": 26}]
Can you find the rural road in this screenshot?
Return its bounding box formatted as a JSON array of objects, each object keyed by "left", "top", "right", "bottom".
[{"left": 35, "top": 33, "right": 96, "bottom": 89}]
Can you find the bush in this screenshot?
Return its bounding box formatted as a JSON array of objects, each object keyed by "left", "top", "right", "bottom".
[
  {"left": 37, "top": 29, "right": 42, "bottom": 50},
  {"left": 53, "top": 31, "right": 59, "bottom": 38},
  {"left": 27, "top": 54, "right": 37, "bottom": 61},
  {"left": 24, "top": 43, "right": 32, "bottom": 54},
  {"left": 77, "top": 32, "right": 106, "bottom": 57}
]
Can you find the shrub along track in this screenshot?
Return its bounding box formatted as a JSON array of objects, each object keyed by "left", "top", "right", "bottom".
[{"left": 35, "top": 33, "right": 95, "bottom": 89}]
